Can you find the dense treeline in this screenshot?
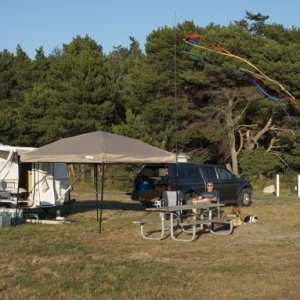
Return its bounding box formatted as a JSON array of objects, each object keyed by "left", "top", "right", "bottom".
[{"left": 0, "top": 12, "right": 300, "bottom": 178}]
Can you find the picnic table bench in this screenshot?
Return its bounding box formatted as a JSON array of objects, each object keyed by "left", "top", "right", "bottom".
[{"left": 179, "top": 216, "right": 237, "bottom": 236}]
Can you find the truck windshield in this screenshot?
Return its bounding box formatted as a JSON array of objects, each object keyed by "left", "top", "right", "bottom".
[{"left": 141, "top": 166, "right": 168, "bottom": 178}]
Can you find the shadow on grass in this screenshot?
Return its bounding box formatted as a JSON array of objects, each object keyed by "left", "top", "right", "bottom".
[
  {"left": 72, "top": 199, "right": 145, "bottom": 213},
  {"left": 24, "top": 198, "right": 146, "bottom": 219}
]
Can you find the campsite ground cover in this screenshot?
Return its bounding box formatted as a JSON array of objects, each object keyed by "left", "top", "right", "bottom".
[{"left": 0, "top": 194, "right": 299, "bottom": 300}]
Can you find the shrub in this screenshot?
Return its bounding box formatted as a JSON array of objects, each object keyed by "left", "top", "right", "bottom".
[{"left": 239, "top": 149, "right": 284, "bottom": 177}]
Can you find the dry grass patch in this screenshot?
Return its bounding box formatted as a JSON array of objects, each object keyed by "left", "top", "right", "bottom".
[{"left": 0, "top": 195, "right": 299, "bottom": 299}]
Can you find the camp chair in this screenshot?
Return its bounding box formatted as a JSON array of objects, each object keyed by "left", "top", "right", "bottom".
[{"left": 162, "top": 191, "right": 183, "bottom": 207}]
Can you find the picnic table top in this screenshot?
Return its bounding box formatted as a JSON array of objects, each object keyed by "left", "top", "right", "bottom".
[{"left": 145, "top": 203, "right": 224, "bottom": 212}]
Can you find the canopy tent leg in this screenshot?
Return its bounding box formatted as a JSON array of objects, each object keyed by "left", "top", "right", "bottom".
[
  {"left": 94, "top": 164, "right": 99, "bottom": 222},
  {"left": 99, "top": 164, "right": 105, "bottom": 234},
  {"left": 15, "top": 154, "right": 20, "bottom": 226}
]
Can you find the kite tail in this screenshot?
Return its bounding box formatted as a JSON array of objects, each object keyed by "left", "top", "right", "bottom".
[
  {"left": 184, "top": 36, "right": 300, "bottom": 112},
  {"left": 251, "top": 79, "right": 281, "bottom": 102},
  {"left": 182, "top": 51, "right": 205, "bottom": 65}
]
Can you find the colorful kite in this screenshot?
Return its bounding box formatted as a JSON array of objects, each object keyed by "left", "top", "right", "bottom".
[{"left": 184, "top": 33, "right": 300, "bottom": 112}]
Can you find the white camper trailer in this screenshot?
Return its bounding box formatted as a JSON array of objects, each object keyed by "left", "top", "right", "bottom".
[{"left": 0, "top": 144, "right": 69, "bottom": 208}]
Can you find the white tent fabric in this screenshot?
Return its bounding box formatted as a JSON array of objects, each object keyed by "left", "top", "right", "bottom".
[{"left": 20, "top": 131, "right": 176, "bottom": 163}]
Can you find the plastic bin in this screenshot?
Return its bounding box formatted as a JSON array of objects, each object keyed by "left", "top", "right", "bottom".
[
  {"left": 0, "top": 210, "right": 11, "bottom": 228},
  {"left": 7, "top": 208, "right": 23, "bottom": 225}
]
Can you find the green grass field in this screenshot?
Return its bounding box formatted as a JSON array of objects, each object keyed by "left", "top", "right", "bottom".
[{"left": 0, "top": 194, "right": 299, "bottom": 299}]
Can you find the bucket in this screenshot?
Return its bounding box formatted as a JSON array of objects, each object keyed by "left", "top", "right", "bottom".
[{"left": 138, "top": 181, "right": 154, "bottom": 191}]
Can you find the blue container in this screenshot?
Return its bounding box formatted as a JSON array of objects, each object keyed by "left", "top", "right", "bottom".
[
  {"left": 0, "top": 210, "right": 11, "bottom": 228},
  {"left": 8, "top": 208, "right": 23, "bottom": 225},
  {"left": 138, "top": 181, "right": 154, "bottom": 191}
]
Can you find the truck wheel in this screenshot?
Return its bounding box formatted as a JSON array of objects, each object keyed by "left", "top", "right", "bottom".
[{"left": 238, "top": 189, "right": 252, "bottom": 207}]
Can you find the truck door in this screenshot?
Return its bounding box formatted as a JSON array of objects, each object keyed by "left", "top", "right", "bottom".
[
  {"left": 199, "top": 165, "right": 220, "bottom": 193},
  {"left": 215, "top": 167, "right": 239, "bottom": 201}
]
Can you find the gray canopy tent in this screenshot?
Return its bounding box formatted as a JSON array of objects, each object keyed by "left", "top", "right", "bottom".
[{"left": 21, "top": 130, "right": 177, "bottom": 232}]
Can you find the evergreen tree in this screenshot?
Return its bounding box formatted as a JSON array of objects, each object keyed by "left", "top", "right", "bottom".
[
  {"left": 0, "top": 16, "right": 299, "bottom": 179},
  {"left": 19, "top": 35, "right": 124, "bottom": 146}
]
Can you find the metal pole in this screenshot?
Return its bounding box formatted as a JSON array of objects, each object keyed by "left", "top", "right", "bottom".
[
  {"left": 173, "top": 12, "right": 179, "bottom": 206},
  {"left": 99, "top": 164, "right": 105, "bottom": 234},
  {"left": 15, "top": 154, "right": 20, "bottom": 226},
  {"left": 94, "top": 164, "right": 99, "bottom": 221}
]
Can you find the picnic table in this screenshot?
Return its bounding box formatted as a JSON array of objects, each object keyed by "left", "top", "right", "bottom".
[{"left": 133, "top": 203, "right": 236, "bottom": 242}]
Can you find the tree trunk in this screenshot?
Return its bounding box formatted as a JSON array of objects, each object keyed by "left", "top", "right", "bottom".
[
  {"left": 68, "top": 164, "right": 75, "bottom": 181},
  {"left": 224, "top": 93, "right": 240, "bottom": 176},
  {"left": 229, "top": 129, "right": 239, "bottom": 176}
]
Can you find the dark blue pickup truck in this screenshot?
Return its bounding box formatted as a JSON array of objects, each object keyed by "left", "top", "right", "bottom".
[{"left": 131, "top": 163, "right": 253, "bottom": 207}]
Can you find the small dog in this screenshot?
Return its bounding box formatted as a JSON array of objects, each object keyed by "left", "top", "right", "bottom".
[
  {"left": 231, "top": 207, "right": 241, "bottom": 216},
  {"left": 227, "top": 207, "right": 243, "bottom": 226},
  {"left": 243, "top": 215, "right": 258, "bottom": 224},
  {"left": 232, "top": 217, "right": 244, "bottom": 227},
  {"left": 153, "top": 200, "right": 162, "bottom": 208}
]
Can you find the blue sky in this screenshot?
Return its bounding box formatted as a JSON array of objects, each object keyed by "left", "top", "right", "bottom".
[{"left": 1, "top": 0, "right": 299, "bottom": 58}]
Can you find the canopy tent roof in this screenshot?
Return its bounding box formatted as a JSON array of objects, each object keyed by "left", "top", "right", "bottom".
[
  {"left": 20, "top": 131, "right": 177, "bottom": 164},
  {"left": 0, "top": 144, "right": 35, "bottom": 155}
]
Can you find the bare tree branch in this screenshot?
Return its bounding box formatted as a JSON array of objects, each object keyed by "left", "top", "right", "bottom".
[
  {"left": 266, "top": 137, "right": 278, "bottom": 152},
  {"left": 252, "top": 116, "right": 273, "bottom": 143},
  {"left": 268, "top": 151, "right": 289, "bottom": 166},
  {"left": 237, "top": 130, "right": 244, "bottom": 155}
]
